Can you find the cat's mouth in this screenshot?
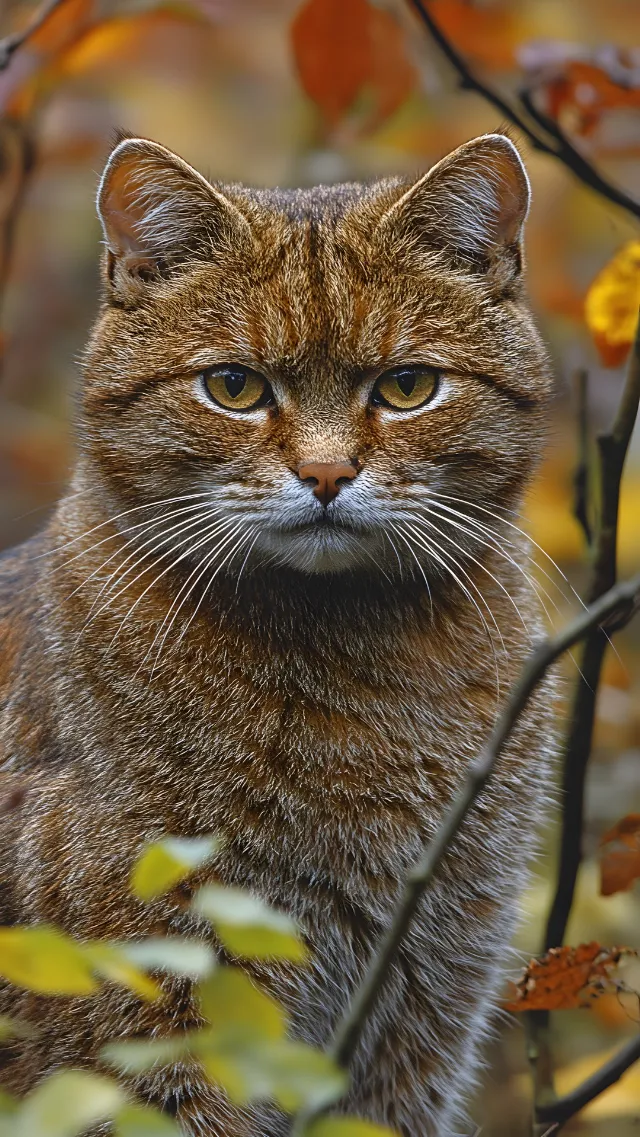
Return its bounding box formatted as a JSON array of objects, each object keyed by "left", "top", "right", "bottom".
[{"left": 258, "top": 514, "right": 380, "bottom": 574}]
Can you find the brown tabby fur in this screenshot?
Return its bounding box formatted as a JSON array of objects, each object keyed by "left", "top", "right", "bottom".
[{"left": 0, "top": 133, "right": 554, "bottom": 1136}]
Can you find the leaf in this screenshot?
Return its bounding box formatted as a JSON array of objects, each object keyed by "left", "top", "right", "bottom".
[
  {"left": 308, "top": 1121, "right": 400, "bottom": 1137},
  {"left": 366, "top": 6, "right": 417, "bottom": 129},
  {"left": 16, "top": 1070, "right": 124, "bottom": 1137},
  {"left": 101, "top": 1036, "right": 193, "bottom": 1075},
  {"left": 115, "top": 1104, "right": 183, "bottom": 1136},
  {"left": 291, "top": 0, "right": 371, "bottom": 125},
  {"left": 0, "top": 1015, "right": 35, "bottom": 1042},
  {"left": 197, "top": 966, "right": 286, "bottom": 1041},
  {"left": 427, "top": 0, "right": 520, "bottom": 68},
  {"left": 504, "top": 942, "right": 637, "bottom": 1012},
  {"left": 199, "top": 1036, "right": 347, "bottom": 1112},
  {"left": 119, "top": 937, "right": 216, "bottom": 979},
  {"left": 83, "top": 943, "right": 161, "bottom": 1002},
  {"left": 585, "top": 241, "right": 640, "bottom": 368},
  {"left": 193, "top": 885, "right": 306, "bottom": 962},
  {"left": 130, "top": 835, "right": 221, "bottom": 901},
  {"left": 0, "top": 926, "right": 97, "bottom": 996},
  {"left": 599, "top": 814, "right": 640, "bottom": 896}
]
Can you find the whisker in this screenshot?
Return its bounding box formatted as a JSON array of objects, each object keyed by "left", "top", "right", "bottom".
[
  {"left": 34, "top": 492, "right": 213, "bottom": 562},
  {"left": 397, "top": 520, "right": 503, "bottom": 700},
  {"left": 389, "top": 521, "right": 432, "bottom": 613},
  {"left": 103, "top": 516, "right": 237, "bottom": 648},
  {"left": 146, "top": 521, "right": 251, "bottom": 678},
  {"left": 62, "top": 502, "right": 214, "bottom": 605}
]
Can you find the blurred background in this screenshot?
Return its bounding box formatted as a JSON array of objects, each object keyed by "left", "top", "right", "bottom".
[{"left": 0, "top": 0, "right": 638, "bottom": 1132}]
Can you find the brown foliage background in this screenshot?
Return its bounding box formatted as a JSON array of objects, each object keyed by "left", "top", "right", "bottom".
[{"left": 0, "top": 1, "right": 639, "bottom": 1133}]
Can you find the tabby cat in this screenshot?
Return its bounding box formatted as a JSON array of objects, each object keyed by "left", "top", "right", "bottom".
[{"left": 0, "top": 132, "right": 554, "bottom": 1135}]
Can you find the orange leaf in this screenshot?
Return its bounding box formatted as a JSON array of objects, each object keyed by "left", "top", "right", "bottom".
[
  {"left": 600, "top": 814, "right": 640, "bottom": 897},
  {"left": 584, "top": 241, "right": 640, "bottom": 368},
  {"left": 291, "top": 0, "right": 371, "bottom": 125},
  {"left": 28, "top": 0, "right": 94, "bottom": 56},
  {"left": 546, "top": 58, "right": 640, "bottom": 136},
  {"left": 367, "top": 6, "right": 417, "bottom": 128},
  {"left": 504, "top": 943, "right": 636, "bottom": 1012},
  {"left": 427, "top": 0, "right": 519, "bottom": 69}
]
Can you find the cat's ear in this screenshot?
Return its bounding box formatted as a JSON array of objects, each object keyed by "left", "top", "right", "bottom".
[
  {"left": 378, "top": 134, "right": 530, "bottom": 285},
  {"left": 97, "top": 137, "right": 253, "bottom": 304}
]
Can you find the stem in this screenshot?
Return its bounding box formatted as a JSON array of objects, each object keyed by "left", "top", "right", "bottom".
[
  {"left": 291, "top": 571, "right": 640, "bottom": 1135},
  {"left": 406, "top": 0, "right": 640, "bottom": 219}
]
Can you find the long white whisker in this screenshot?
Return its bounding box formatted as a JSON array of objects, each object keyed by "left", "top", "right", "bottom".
[
  {"left": 33, "top": 492, "right": 213, "bottom": 562},
  {"left": 415, "top": 509, "right": 537, "bottom": 645},
  {"left": 146, "top": 521, "right": 251, "bottom": 678},
  {"left": 63, "top": 502, "right": 214, "bottom": 607},
  {"left": 104, "top": 516, "right": 238, "bottom": 649},
  {"left": 397, "top": 520, "right": 503, "bottom": 700},
  {"left": 389, "top": 521, "right": 432, "bottom": 611}
]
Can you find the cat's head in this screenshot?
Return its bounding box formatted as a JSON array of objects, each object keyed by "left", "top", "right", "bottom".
[{"left": 82, "top": 134, "right": 551, "bottom": 580}]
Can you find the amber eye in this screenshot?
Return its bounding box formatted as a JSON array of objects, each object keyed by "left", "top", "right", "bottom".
[
  {"left": 372, "top": 365, "right": 440, "bottom": 411},
  {"left": 202, "top": 365, "right": 272, "bottom": 411}
]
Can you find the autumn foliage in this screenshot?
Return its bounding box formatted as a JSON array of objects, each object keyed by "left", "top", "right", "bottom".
[{"left": 505, "top": 943, "right": 638, "bottom": 1013}]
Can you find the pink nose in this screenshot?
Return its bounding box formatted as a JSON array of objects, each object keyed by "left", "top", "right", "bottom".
[{"left": 297, "top": 461, "right": 358, "bottom": 507}]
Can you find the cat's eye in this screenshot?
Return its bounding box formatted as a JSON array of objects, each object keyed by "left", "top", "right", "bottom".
[
  {"left": 372, "top": 365, "right": 440, "bottom": 411},
  {"left": 202, "top": 365, "right": 272, "bottom": 411}
]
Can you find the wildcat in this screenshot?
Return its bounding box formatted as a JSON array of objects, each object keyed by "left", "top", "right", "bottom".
[{"left": 0, "top": 132, "right": 554, "bottom": 1135}]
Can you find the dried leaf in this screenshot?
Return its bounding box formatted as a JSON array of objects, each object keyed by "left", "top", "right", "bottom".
[
  {"left": 504, "top": 942, "right": 637, "bottom": 1012},
  {"left": 600, "top": 813, "right": 640, "bottom": 896},
  {"left": 367, "top": 6, "right": 416, "bottom": 128},
  {"left": 427, "top": 0, "right": 520, "bottom": 68},
  {"left": 291, "top": 0, "right": 371, "bottom": 125},
  {"left": 585, "top": 241, "right": 640, "bottom": 368}
]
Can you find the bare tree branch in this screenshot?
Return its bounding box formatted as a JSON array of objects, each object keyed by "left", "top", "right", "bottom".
[
  {"left": 572, "top": 369, "right": 592, "bottom": 547},
  {"left": 406, "top": 0, "right": 640, "bottom": 219},
  {"left": 544, "top": 317, "right": 640, "bottom": 953},
  {"left": 0, "top": 0, "right": 68, "bottom": 71},
  {"left": 537, "top": 1033, "right": 640, "bottom": 1130},
  {"left": 291, "top": 569, "right": 640, "bottom": 1135}
]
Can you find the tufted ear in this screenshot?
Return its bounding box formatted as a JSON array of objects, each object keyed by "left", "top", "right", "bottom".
[
  {"left": 378, "top": 134, "right": 530, "bottom": 283},
  {"left": 97, "top": 137, "right": 253, "bottom": 303}
]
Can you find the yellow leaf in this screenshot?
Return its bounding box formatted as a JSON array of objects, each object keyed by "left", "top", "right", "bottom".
[
  {"left": 192, "top": 885, "right": 307, "bottom": 962},
  {"left": 585, "top": 240, "right": 640, "bottom": 367},
  {"left": 84, "top": 943, "right": 161, "bottom": 1002},
  {"left": 308, "top": 1121, "right": 400, "bottom": 1137},
  {"left": 17, "top": 1069, "right": 124, "bottom": 1137},
  {"left": 131, "top": 835, "right": 221, "bottom": 902},
  {"left": 0, "top": 927, "right": 97, "bottom": 996},
  {"left": 197, "top": 966, "right": 286, "bottom": 1041}
]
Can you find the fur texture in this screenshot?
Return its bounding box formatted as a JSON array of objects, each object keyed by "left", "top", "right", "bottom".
[{"left": 0, "top": 133, "right": 554, "bottom": 1136}]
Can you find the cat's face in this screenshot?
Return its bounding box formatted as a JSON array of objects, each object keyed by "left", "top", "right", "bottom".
[{"left": 83, "top": 135, "right": 551, "bottom": 579}]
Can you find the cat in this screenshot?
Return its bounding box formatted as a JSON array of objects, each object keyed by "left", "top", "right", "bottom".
[{"left": 0, "top": 132, "right": 554, "bottom": 1136}]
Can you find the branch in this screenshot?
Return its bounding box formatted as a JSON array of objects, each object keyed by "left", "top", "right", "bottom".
[
  {"left": 544, "top": 317, "right": 640, "bottom": 952},
  {"left": 406, "top": 0, "right": 640, "bottom": 220},
  {"left": 291, "top": 570, "right": 640, "bottom": 1135},
  {"left": 572, "top": 369, "right": 592, "bottom": 547},
  {"left": 0, "top": 0, "right": 67, "bottom": 71},
  {"left": 536, "top": 1033, "right": 640, "bottom": 1130}
]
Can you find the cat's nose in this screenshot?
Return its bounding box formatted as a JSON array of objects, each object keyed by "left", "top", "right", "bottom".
[{"left": 297, "top": 461, "right": 358, "bottom": 507}]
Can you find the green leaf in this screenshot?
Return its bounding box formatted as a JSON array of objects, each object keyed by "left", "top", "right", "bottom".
[
  {"left": 120, "top": 937, "right": 216, "bottom": 979},
  {"left": 115, "top": 1103, "right": 182, "bottom": 1135},
  {"left": 197, "top": 966, "right": 286, "bottom": 1041},
  {"left": 192, "top": 885, "right": 306, "bottom": 962},
  {"left": 0, "top": 1015, "right": 35, "bottom": 1042},
  {"left": 101, "top": 1035, "right": 193, "bottom": 1075},
  {"left": 84, "top": 943, "right": 161, "bottom": 1002},
  {"left": 198, "top": 1036, "right": 347, "bottom": 1112},
  {"left": 131, "top": 836, "right": 221, "bottom": 902},
  {"left": 307, "top": 1120, "right": 400, "bottom": 1137},
  {"left": 0, "top": 927, "right": 97, "bottom": 996},
  {"left": 16, "top": 1070, "right": 124, "bottom": 1137}
]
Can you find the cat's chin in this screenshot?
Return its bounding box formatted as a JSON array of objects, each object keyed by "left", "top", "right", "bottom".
[{"left": 259, "top": 525, "right": 384, "bottom": 575}]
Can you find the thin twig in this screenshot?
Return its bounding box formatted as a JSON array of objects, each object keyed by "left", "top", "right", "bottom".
[
  {"left": 544, "top": 317, "right": 640, "bottom": 953},
  {"left": 290, "top": 570, "right": 640, "bottom": 1135},
  {"left": 0, "top": 0, "right": 68, "bottom": 70},
  {"left": 572, "top": 369, "right": 592, "bottom": 547},
  {"left": 536, "top": 1033, "right": 640, "bottom": 1130},
  {"left": 406, "top": 0, "right": 640, "bottom": 219}
]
